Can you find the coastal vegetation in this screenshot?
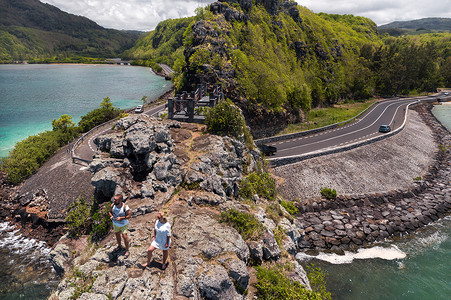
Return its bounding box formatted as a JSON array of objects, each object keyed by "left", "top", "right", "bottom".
[
  {"left": 255, "top": 264, "right": 330, "bottom": 299},
  {"left": 320, "top": 187, "right": 337, "bottom": 199},
  {"left": 65, "top": 196, "right": 111, "bottom": 242},
  {"left": 1, "top": 97, "right": 121, "bottom": 184},
  {"left": 219, "top": 208, "right": 266, "bottom": 240},
  {"left": 204, "top": 99, "right": 254, "bottom": 148},
  {"left": 239, "top": 171, "right": 277, "bottom": 201},
  {"left": 125, "top": 2, "right": 450, "bottom": 135}
]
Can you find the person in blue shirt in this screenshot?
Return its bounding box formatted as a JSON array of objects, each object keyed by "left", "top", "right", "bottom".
[{"left": 109, "top": 194, "right": 131, "bottom": 258}]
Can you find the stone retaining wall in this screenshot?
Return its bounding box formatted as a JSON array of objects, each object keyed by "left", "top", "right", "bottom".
[{"left": 296, "top": 104, "right": 451, "bottom": 251}]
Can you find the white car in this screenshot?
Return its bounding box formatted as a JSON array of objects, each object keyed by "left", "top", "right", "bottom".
[{"left": 135, "top": 105, "right": 144, "bottom": 113}]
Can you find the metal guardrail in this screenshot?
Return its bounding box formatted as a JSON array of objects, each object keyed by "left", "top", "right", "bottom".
[
  {"left": 255, "top": 97, "right": 399, "bottom": 145},
  {"left": 267, "top": 99, "right": 422, "bottom": 166},
  {"left": 71, "top": 122, "right": 107, "bottom": 164}
]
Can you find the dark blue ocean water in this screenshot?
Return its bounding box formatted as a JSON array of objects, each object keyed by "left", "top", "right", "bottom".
[{"left": 0, "top": 64, "right": 172, "bottom": 157}]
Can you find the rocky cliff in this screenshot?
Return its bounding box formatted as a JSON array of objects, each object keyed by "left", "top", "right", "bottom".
[{"left": 49, "top": 114, "right": 310, "bottom": 299}]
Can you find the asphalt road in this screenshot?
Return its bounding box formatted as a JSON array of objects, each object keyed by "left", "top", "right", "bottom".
[
  {"left": 74, "top": 103, "right": 167, "bottom": 163},
  {"left": 74, "top": 93, "right": 448, "bottom": 164},
  {"left": 265, "top": 94, "right": 444, "bottom": 159}
]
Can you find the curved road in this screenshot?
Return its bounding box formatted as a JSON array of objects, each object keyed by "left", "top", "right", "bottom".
[
  {"left": 264, "top": 93, "right": 447, "bottom": 160},
  {"left": 74, "top": 103, "right": 166, "bottom": 163},
  {"left": 74, "top": 93, "right": 448, "bottom": 164}
]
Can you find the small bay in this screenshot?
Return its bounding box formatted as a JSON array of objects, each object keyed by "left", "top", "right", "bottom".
[
  {"left": 0, "top": 64, "right": 172, "bottom": 299},
  {"left": 0, "top": 64, "right": 172, "bottom": 157}
]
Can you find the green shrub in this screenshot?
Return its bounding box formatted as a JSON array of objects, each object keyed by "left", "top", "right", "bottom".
[
  {"left": 69, "top": 267, "right": 97, "bottom": 300},
  {"left": 78, "top": 97, "right": 121, "bottom": 132},
  {"left": 219, "top": 209, "right": 265, "bottom": 240},
  {"left": 65, "top": 196, "right": 91, "bottom": 238},
  {"left": 320, "top": 187, "right": 337, "bottom": 199},
  {"left": 256, "top": 265, "right": 323, "bottom": 300},
  {"left": 204, "top": 99, "right": 247, "bottom": 139},
  {"left": 90, "top": 204, "right": 112, "bottom": 242},
  {"left": 281, "top": 199, "right": 298, "bottom": 215},
  {"left": 65, "top": 196, "right": 112, "bottom": 242},
  {"left": 239, "top": 171, "right": 276, "bottom": 201},
  {"left": 1, "top": 122, "right": 77, "bottom": 184},
  {"left": 306, "top": 264, "right": 332, "bottom": 300}
]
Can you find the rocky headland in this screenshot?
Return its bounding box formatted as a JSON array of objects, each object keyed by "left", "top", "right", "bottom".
[
  {"left": 1, "top": 103, "right": 449, "bottom": 299},
  {"left": 48, "top": 114, "right": 310, "bottom": 299}
]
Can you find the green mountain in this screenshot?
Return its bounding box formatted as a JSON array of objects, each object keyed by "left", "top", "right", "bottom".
[
  {"left": 378, "top": 17, "right": 451, "bottom": 36},
  {"left": 0, "top": 0, "right": 142, "bottom": 62},
  {"left": 125, "top": 2, "right": 450, "bottom": 136}
]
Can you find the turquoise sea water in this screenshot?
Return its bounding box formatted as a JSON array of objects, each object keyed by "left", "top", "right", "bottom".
[
  {"left": 0, "top": 64, "right": 172, "bottom": 299},
  {"left": 297, "top": 103, "right": 451, "bottom": 300},
  {"left": 0, "top": 64, "right": 172, "bottom": 157}
]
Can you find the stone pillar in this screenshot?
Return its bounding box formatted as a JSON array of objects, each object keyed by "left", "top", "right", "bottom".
[
  {"left": 168, "top": 98, "right": 174, "bottom": 119},
  {"left": 187, "top": 98, "right": 195, "bottom": 122}
]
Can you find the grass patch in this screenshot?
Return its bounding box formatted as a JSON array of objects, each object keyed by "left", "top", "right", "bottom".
[
  {"left": 239, "top": 171, "right": 276, "bottom": 201},
  {"left": 266, "top": 203, "right": 284, "bottom": 224},
  {"left": 277, "top": 100, "right": 376, "bottom": 135},
  {"left": 67, "top": 267, "right": 97, "bottom": 300},
  {"left": 306, "top": 264, "right": 332, "bottom": 300},
  {"left": 320, "top": 187, "right": 337, "bottom": 200},
  {"left": 219, "top": 209, "right": 265, "bottom": 240},
  {"left": 280, "top": 199, "right": 298, "bottom": 215},
  {"left": 255, "top": 264, "right": 327, "bottom": 300}
]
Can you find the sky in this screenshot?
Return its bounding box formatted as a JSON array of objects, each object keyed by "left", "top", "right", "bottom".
[{"left": 41, "top": 0, "right": 451, "bottom": 31}]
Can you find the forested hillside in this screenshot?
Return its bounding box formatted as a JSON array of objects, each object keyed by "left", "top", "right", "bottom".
[
  {"left": 126, "top": 0, "right": 450, "bottom": 136},
  {"left": 379, "top": 17, "right": 451, "bottom": 36},
  {"left": 0, "top": 0, "right": 142, "bottom": 62}
]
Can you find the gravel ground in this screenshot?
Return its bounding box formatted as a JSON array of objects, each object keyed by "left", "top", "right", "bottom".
[{"left": 273, "top": 110, "right": 438, "bottom": 199}]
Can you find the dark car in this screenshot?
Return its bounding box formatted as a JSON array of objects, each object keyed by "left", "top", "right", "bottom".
[
  {"left": 257, "top": 144, "right": 277, "bottom": 156},
  {"left": 379, "top": 125, "right": 391, "bottom": 133}
]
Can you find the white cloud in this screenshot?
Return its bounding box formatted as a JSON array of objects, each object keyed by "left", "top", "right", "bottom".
[
  {"left": 42, "top": 0, "right": 206, "bottom": 31},
  {"left": 300, "top": 0, "right": 451, "bottom": 25},
  {"left": 41, "top": 0, "right": 451, "bottom": 30}
]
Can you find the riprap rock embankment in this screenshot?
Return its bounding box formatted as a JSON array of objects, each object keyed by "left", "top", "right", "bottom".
[{"left": 275, "top": 105, "right": 451, "bottom": 251}]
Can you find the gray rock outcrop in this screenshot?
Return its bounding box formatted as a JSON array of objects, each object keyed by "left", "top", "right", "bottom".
[{"left": 50, "top": 115, "right": 312, "bottom": 299}]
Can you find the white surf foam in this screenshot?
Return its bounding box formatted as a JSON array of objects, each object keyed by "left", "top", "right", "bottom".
[
  {"left": 0, "top": 222, "right": 50, "bottom": 258},
  {"left": 296, "top": 245, "right": 406, "bottom": 264}
]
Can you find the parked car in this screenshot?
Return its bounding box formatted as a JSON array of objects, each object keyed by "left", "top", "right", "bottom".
[
  {"left": 379, "top": 125, "right": 391, "bottom": 133},
  {"left": 135, "top": 105, "right": 144, "bottom": 113},
  {"left": 257, "top": 144, "right": 277, "bottom": 156}
]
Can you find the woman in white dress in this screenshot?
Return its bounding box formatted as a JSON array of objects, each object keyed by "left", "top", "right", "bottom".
[{"left": 142, "top": 211, "right": 171, "bottom": 270}]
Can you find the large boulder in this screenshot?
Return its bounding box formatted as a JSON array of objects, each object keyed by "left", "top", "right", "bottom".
[
  {"left": 49, "top": 243, "right": 71, "bottom": 276},
  {"left": 198, "top": 264, "right": 242, "bottom": 300}
]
